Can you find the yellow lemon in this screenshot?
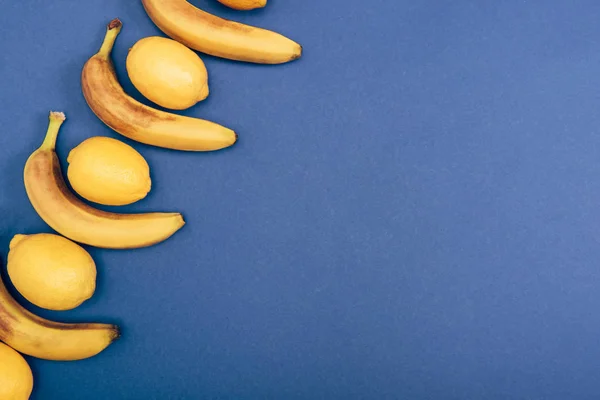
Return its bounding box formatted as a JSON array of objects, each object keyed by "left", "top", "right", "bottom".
[
  {"left": 126, "top": 36, "right": 209, "bottom": 110},
  {"left": 218, "top": 0, "right": 267, "bottom": 10},
  {"left": 8, "top": 234, "right": 97, "bottom": 311},
  {"left": 0, "top": 343, "right": 33, "bottom": 400},
  {"left": 67, "top": 137, "right": 151, "bottom": 206}
]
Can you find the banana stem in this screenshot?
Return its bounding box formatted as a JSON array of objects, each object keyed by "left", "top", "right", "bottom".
[
  {"left": 98, "top": 18, "right": 122, "bottom": 59},
  {"left": 41, "top": 112, "right": 66, "bottom": 151}
]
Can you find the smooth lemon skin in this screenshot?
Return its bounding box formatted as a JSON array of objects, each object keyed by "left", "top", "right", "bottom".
[
  {"left": 127, "top": 36, "right": 209, "bottom": 110},
  {"left": 67, "top": 137, "right": 152, "bottom": 206},
  {"left": 0, "top": 343, "right": 33, "bottom": 400},
  {"left": 8, "top": 234, "right": 97, "bottom": 311},
  {"left": 217, "top": 0, "right": 267, "bottom": 11}
]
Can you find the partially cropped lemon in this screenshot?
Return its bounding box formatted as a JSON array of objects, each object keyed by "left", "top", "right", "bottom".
[
  {"left": 217, "top": 0, "right": 267, "bottom": 10},
  {"left": 67, "top": 137, "right": 151, "bottom": 206},
  {"left": 8, "top": 234, "right": 97, "bottom": 311},
  {"left": 0, "top": 343, "right": 33, "bottom": 400},
  {"left": 127, "top": 36, "right": 209, "bottom": 110}
]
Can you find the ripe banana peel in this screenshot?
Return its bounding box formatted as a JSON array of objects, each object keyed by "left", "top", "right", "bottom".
[
  {"left": 217, "top": 0, "right": 267, "bottom": 11},
  {"left": 82, "top": 19, "right": 236, "bottom": 151},
  {"left": 0, "top": 264, "right": 119, "bottom": 361},
  {"left": 24, "top": 112, "right": 185, "bottom": 249},
  {"left": 142, "top": 0, "right": 302, "bottom": 64}
]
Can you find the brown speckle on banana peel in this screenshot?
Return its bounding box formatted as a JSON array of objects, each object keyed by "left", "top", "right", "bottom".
[{"left": 82, "top": 57, "right": 176, "bottom": 132}]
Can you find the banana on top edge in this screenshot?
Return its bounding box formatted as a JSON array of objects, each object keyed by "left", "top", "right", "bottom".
[{"left": 142, "top": 0, "right": 302, "bottom": 64}]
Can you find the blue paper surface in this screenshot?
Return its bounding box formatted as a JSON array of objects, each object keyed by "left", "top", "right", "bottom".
[{"left": 2, "top": 1, "right": 600, "bottom": 398}]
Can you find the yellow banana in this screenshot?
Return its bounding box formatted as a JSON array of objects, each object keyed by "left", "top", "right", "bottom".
[
  {"left": 141, "top": 0, "right": 302, "bottom": 64},
  {"left": 24, "top": 112, "right": 185, "bottom": 249},
  {"left": 82, "top": 19, "right": 237, "bottom": 151},
  {"left": 0, "top": 266, "right": 119, "bottom": 361},
  {"left": 217, "top": 0, "right": 267, "bottom": 11}
]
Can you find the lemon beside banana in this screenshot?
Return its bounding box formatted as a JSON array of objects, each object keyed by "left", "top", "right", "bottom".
[
  {"left": 0, "top": 343, "right": 33, "bottom": 400},
  {"left": 8, "top": 233, "right": 97, "bottom": 311},
  {"left": 0, "top": 265, "right": 119, "bottom": 361},
  {"left": 127, "top": 37, "right": 209, "bottom": 110},
  {"left": 24, "top": 112, "right": 185, "bottom": 249},
  {"left": 68, "top": 137, "right": 151, "bottom": 206},
  {"left": 82, "top": 19, "right": 237, "bottom": 151},
  {"left": 217, "top": 0, "right": 267, "bottom": 11}
]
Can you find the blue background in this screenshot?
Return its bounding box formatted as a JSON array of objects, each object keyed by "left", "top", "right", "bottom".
[{"left": 2, "top": 0, "right": 600, "bottom": 398}]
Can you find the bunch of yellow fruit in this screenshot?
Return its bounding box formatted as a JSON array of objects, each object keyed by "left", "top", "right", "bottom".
[{"left": 0, "top": 0, "right": 301, "bottom": 398}]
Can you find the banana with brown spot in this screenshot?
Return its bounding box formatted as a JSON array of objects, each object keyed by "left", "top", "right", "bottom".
[
  {"left": 142, "top": 0, "right": 302, "bottom": 64},
  {"left": 82, "top": 19, "right": 237, "bottom": 151}
]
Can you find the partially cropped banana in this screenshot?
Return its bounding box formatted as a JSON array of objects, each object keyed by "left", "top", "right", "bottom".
[
  {"left": 217, "top": 0, "right": 267, "bottom": 11},
  {"left": 24, "top": 112, "right": 185, "bottom": 249},
  {"left": 0, "top": 264, "right": 119, "bottom": 361},
  {"left": 82, "top": 19, "right": 236, "bottom": 151},
  {"left": 142, "top": 0, "right": 302, "bottom": 64}
]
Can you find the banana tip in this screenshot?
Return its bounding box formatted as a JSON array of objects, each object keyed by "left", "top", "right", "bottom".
[
  {"left": 108, "top": 18, "right": 122, "bottom": 30},
  {"left": 290, "top": 46, "right": 303, "bottom": 61},
  {"left": 110, "top": 326, "right": 121, "bottom": 343},
  {"left": 177, "top": 214, "right": 186, "bottom": 228}
]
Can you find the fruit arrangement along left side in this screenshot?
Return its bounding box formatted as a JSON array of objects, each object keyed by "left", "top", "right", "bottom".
[{"left": 0, "top": 1, "right": 302, "bottom": 398}]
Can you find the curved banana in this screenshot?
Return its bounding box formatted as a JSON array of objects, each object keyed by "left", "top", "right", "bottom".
[
  {"left": 24, "top": 112, "right": 185, "bottom": 249},
  {"left": 217, "top": 0, "right": 266, "bottom": 11},
  {"left": 82, "top": 19, "right": 237, "bottom": 151},
  {"left": 142, "top": 0, "right": 302, "bottom": 64},
  {"left": 0, "top": 267, "right": 119, "bottom": 361}
]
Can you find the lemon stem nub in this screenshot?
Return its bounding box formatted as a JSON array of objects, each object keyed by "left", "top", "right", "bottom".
[
  {"left": 98, "top": 18, "right": 122, "bottom": 59},
  {"left": 41, "top": 112, "right": 66, "bottom": 151}
]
